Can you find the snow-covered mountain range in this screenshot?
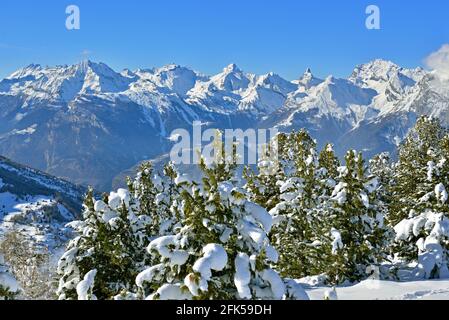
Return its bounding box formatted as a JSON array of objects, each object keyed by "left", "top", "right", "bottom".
[{"left": 0, "top": 59, "right": 448, "bottom": 190}]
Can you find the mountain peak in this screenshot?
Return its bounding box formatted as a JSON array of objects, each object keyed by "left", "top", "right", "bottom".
[
  {"left": 75, "top": 60, "right": 114, "bottom": 73},
  {"left": 7, "top": 64, "right": 42, "bottom": 79},
  {"left": 349, "top": 58, "right": 427, "bottom": 91},
  {"left": 159, "top": 64, "right": 182, "bottom": 71},
  {"left": 325, "top": 75, "right": 336, "bottom": 83},
  {"left": 77, "top": 59, "right": 95, "bottom": 70},
  {"left": 223, "top": 63, "right": 241, "bottom": 73},
  {"left": 369, "top": 58, "right": 398, "bottom": 67},
  {"left": 296, "top": 68, "right": 323, "bottom": 90},
  {"left": 121, "top": 68, "right": 136, "bottom": 78},
  {"left": 26, "top": 63, "right": 42, "bottom": 70},
  {"left": 352, "top": 59, "right": 400, "bottom": 77},
  {"left": 300, "top": 68, "right": 314, "bottom": 80}
]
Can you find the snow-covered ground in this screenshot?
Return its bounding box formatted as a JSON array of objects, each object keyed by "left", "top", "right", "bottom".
[
  {"left": 0, "top": 192, "right": 72, "bottom": 247},
  {"left": 306, "top": 279, "right": 449, "bottom": 300},
  {"left": 0, "top": 156, "right": 85, "bottom": 251}
]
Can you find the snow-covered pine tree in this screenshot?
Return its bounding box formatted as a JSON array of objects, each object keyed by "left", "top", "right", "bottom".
[
  {"left": 245, "top": 130, "right": 316, "bottom": 212},
  {"left": 277, "top": 130, "right": 317, "bottom": 179},
  {"left": 368, "top": 152, "right": 396, "bottom": 263},
  {"left": 153, "top": 162, "right": 182, "bottom": 235},
  {"left": 318, "top": 143, "right": 340, "bottom": 182},
  {"left": 392, "top": 117, "right": 449, "bottom": 278},
  {"left": 369, "top": 152, "right": 393, "bottom": 210},
  {"left": 308, "top": 143, "right": 343, "bottom": 276},
  {"left": 127, "top": 162, "right": 158, "bottom": 237},
  {"left": 136, "top": 136, "right": 300, "bottom": 300},
  {"left": 268, "top": 131, "right": 323, "bottom": 279},
  {"left": 244, "top": 133, "right": 284, "bottom": 212},
  {"left": 57, "top": 186, "right": 149, "bottom": 300},
  {"left": 389, "top": 116, "right": 447, "bottom": 227},
  {"left": 314, "top": 143, "right": 341, "bottom": 231},
  {"left": 321, "top": 150, "right": 388, "bottom": 284}
]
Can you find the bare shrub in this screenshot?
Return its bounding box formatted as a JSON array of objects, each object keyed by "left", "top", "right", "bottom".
[{"left": 0, "top": 230, "right": 57, "bottom": 300}]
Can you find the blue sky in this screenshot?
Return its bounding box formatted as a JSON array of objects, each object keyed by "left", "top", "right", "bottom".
[{"left": 0, "top": 0, "right": 448, "bottom": 79}]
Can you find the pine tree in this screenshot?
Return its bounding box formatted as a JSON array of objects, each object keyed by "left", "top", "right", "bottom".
[
  {"left": 245, "top": 130, "right": 316, "bottom": 212},
  {"left": 391, "top": 117, "right": 449, "bottom": 278},
  {"left": 369, "top": 152, "right": 396, "bottom": 264},
  {"left": 127, "top": 162, "right": 159, "bottom": 237},
  {"left": 57, "top": 187, "right": 149, "bottom": 300},
  {"left": 153, "top": 162, "right": 182, "bottom": 235},
  {"left": 310, "top": 143, "right": 343, "bottom": 277},
  {"left": 136, "top": 138, "right": 294, "bottom": 300},
  {"left": 370, "top": 152, "right": 393, "bottom": 210},
  {"left": 320, "top": 150, "right": 388, "bottom": 284},
  {"left": 390, "top": 116, "right": 447, "bottom": 225},
  {"left": 269, "top": 134, "right": 323, "bottom": 279},
  {"left": 318, "top": 143, "right": 340, "bottom": 181},
  {"left": 244, "top": 134, "right": 284, "bottom": 211}
]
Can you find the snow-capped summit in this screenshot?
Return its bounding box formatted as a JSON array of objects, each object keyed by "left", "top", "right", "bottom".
[
  {"left": 296, "top": 68, "right": 323, "bottom": 91},
  {"left": 239, "top": 72, "right": 297, "bottom": 114},
  {"left": 350, "top": 59, "right": 401, "bottom": 82},
  {"left": 6, "top": 63, "right": 43, "bottom": 80},
  {"left": 349, "top": 59, "right": 425, "bottom": 89},
  {"left": 256, "top": 72, "right": 297, "bottom": 94},
  {"left": 283, "top": 75, "right": 377, "bottom": 124},
  {"left": 137, "top": 64, "right": 203, "bottom": 96},
  {"left": 75, "top": 60, "right": 133, "bottom": 95},
  {"left": 121, "top": 68, "right": 137, "bottom": 79},
  {"left": 187, "top": 66, "right": 297, "bottom": 114},
  {"left": 348, "top": 59, "right": 427, "bottom": 113},
  {"left": 0, "top": 60, "right": 133, "bottom": 103},
  {"left": 209, "top": 63, "right": 251, "bottom": 92},
  {"left": 224, "top": 63, "right": 241, "bottom": 73}
]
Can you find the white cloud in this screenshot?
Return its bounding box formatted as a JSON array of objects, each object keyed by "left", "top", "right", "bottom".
[{"left": 425, "top": 44, "right": 449, "bottom": 79}]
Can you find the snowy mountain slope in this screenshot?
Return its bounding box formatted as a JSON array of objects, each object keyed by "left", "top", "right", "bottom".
[
  {"left": 262, "top": 60, "right": 442, "bottom": 157},
  {"left": 133, "top": 64, "right": 207, "bottom": 97},
  {"left": 347, "top": 59, "right": 427, "bottom": 118},
  {"left": 0, "top": 58, "right": 447, "bottom": 189},
  {"left": 0, "top": 61, "right": 281, "bottom": 190},
  {"left": 0, "top": 61, "right": 132, "bottom": 104},
  {"left": 260, "top": 74, "right": 379, "bottom": 150},
  {"left": 294, "top": 68, "right": 324, "bottom": 91},
  {"left": 186, "top": 63, "right": 297, "bottom": 114},
  {"left": 0, "top": 156, "right": 85, "bottom": 249},
  {"left": 339, "top": 71, "right": 449, "bottom": 158}
]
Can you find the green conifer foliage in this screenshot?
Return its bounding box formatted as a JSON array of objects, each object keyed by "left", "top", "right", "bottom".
[
  {"left": 57, "top": 187, "right": 147, "bottom": 300},
  {"left": 322, "top": 151, "right": 388, "bottom": 284},
  {"left": 136, "top": 139, "right": 290, "bottom": 300},
  {"left": 269, "top": 146, "right": 322, "bottom": 278},
  {"left": 128, "top": 162, "right": 159, "bottom": 236},
  {"left": 391, "top": 117, "right": 449, "bottom": 278},
  {"left": 244, "top": 137, "right": 284, "bottom": 211},
  {"left": 154, "top": 162, "right": 182, "bottom": 235}
]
